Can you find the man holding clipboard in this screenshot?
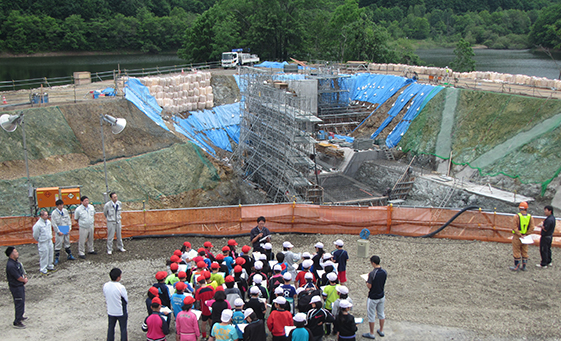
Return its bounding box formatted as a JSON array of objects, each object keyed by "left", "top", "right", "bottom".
[{"left": 51, "top": 199, "right": 76, "bottom": 264}]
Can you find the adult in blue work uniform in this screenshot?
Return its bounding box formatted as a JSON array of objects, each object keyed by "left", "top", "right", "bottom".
[
  {"left": 5, "top": 246, "right": 28, "bottom": 329},
  {"left": 536, "top": 205, "right": 556, "bottom": 268},
  {"left": 250, "top": 216, "right": 271, "bottom": 253}
]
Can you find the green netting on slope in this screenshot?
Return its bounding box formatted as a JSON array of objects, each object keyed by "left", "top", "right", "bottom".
[
  {"left": 0, "top": 106, "right": 84, "bottom": 162},
  {"left": 0, "top": 143, "right": 220, "bottom": 216},
  {"left": 399, "top": 89, "right": 561, "bottom": 195}
]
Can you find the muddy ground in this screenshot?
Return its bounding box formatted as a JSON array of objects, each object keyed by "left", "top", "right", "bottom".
[{"left": 1, "top": 233, "right": 561, "bottom": 341}]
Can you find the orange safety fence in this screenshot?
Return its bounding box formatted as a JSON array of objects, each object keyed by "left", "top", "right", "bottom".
[{"left": 1, "top": 204, "right": 559, "bottom": 247}]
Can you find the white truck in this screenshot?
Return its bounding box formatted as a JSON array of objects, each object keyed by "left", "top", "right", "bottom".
[{"left": 221, "top": 49, "right": 259, "bottom": 68}]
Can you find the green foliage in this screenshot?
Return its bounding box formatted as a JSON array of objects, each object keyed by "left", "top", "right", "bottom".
[
  {"left": 530, "top": 4, "right": 561, "bottom": 48},
  {"left": 451, "top": 38, "right": 476, "bottom": 72}
]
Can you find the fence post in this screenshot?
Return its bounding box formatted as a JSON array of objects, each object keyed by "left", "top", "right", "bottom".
[
  {"left": 386, "top": 203, "right": 392, "bottom": 233},
  {"left": 239, "top": 204, "right": 242, "bottom": 231},
  {"left": 12, "top": 80, "right": 15, "bottom": 91}
]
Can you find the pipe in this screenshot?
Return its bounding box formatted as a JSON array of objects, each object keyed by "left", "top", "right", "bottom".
[{"left": 419, "top": 205, "right": 479, "bottom": 238}]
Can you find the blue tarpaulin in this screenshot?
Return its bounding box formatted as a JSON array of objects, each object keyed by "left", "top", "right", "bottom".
[
  {"left": 370, "top": 82, "right": 431, "bottom": 139},
  {"left": 124, "top": 78, "right": 169, "bottom": 131},
  {"left": 172, "top": 103, "right": 242, "bottom": 154},
  {"left": 385, "top": 86, "right": 443, "bottom": 148},
  {"left": 102, "top": 87, "right": 115, "bottom": 96},
  {"left": 254, "top": 61, "right": 289, "bottom": 68}
]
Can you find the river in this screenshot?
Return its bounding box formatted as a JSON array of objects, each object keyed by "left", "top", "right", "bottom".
[{"left": 416, "top": 48, "right": 561, "bottom": 79}]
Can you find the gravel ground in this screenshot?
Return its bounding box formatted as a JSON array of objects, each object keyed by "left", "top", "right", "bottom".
[{"left": 1, "top": 233, "right": 561, "bottom": 341}]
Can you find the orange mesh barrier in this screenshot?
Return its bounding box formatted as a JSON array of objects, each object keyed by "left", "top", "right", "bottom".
[{"left": 1, "top": 204, "right": 559, "bottom": 247}]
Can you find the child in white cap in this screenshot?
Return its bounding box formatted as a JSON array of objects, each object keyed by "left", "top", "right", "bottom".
[
  {"left": 332, "top": 239, "right": 348, "bottom": 285},
  {"left": 282, "top": 241, "right": 301, "bottom": 280},
  {"left": 209, "top": 309, "right": 237, "bottom": 341},
  {"left": 332, "top": 285, "right": 352, "bottom": 336},
  {"left": 267, "top": 296, "right": 294, "bottom": 341},
  {"left": 288, "top": 312, "right": 313, "bottom": 341},
  {"left": 322, "top": 272, "right": 340, "bottom": 335},
  {"left": 306, "top": 295, "right": 334, "bottom": 340},
  {"left": 334, "top": 300, "right": 357, "bottom": 341},
  {"left": 243, "top": 308, "right": 267, "bottom": 341},
  {"left": 231, "top": 298, "right": 245, "bottom": 340},
  {"left": 281, "top": 272, "right": 297, "bottom": 314}
]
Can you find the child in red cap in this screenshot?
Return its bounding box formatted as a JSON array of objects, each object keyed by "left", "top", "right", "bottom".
[
  {"left": 142, "top": 297, "right": 170, "bottom": 341},
  {"left": 227, "top": 239, "right": 238, "bottom": 259},
  {"left": 153, "top": 271, "right": 171, "bottom": 310},
  {"left": 165, "top": 263, "right": 180, "bottom": 285},
  {"left": 203, "top": 241, "right": 216, "bottom": 262},
  {"left": 240, "top": 245, "right": 254, "bottom": 275},
  {"left": 195, "top": 274, "right": 215, "bottom": 339},
  {"left": 175, "top": 296, "right": 200, "bottom": 341},
  {"left": 222, "top": 246, "right": 235, "bottom": 273},
  {"left": 210, "top": 262, "right": 225, "bottom": 286}
]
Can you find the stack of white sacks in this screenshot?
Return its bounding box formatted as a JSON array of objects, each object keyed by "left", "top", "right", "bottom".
[
  {"left": 368, "top": 63, "right": 561, "bottom": 89},
  {"left": 137, "top": 72, "right": 214, "bottom": 114}
]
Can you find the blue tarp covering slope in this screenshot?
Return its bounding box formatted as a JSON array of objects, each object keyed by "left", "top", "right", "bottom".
[
  {"left": 172, "top": 103, "right": 242, "bottom": 154},
  {"left": 370, "top": 82, "right": 432, "bottom": 139},
  {"left": 386, "top": 86, "right": 443, "bottom": 148},
  {"left": 124, "top": 78, "right": 169, "bottom": 131}
]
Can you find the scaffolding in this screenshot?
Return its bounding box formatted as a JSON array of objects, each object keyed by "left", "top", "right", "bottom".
[{"left": 233, "top": 67, "right": 321, "bottom": 202}]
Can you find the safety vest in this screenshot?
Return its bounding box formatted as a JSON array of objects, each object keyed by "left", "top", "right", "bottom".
[{"left": 516, "top": 213, "right": 531, "bottom": 234}]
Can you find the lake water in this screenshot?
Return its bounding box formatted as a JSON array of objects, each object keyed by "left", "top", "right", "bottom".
[
  {"left": 1, "top": 49, "right": 560, "bottom": 83},
  {"left": 0, "top": 53, "right": 186, "bottom": 83},
  {"left": 416, "top": 48, "right": 561, "bottom": 79}
]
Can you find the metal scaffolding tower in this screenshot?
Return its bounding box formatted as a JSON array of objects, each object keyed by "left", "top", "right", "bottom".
[{"left": 233, "top": 67, "right": 321, "bottom": 202}]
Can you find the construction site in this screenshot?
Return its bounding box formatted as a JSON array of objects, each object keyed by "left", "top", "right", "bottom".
[{"left": 1, "top": 62, "right": 561, "bottom": 340}]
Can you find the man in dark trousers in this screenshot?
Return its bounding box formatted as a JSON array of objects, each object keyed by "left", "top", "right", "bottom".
[
  {"left": 250, "top": 216, "right": 271, "bottom": 252},
  {"left": 103, "top": 267, "right": 128, "bottom": 341},
  {"left": 363, "top": 255, "right": 387, "bottom": 339},
  {"left": 536, "top": 205, "right": 556, "bottom": 268},
  {"left": 5, "top": 246, "right": 28, "bottom": 329}
]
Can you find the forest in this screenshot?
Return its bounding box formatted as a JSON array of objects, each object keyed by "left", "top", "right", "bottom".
[{"left": 1, "top": 0, "right": 561, "bottom": 64}]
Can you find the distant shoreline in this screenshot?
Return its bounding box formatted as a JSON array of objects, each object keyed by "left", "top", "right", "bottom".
[{"left": 0, "top": 51, "right": 179, "bottom": 58}]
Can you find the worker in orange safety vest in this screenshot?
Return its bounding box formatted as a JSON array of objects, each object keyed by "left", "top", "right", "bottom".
[{"left": 510, "top": 201, "right": 535, "bottom": 271}]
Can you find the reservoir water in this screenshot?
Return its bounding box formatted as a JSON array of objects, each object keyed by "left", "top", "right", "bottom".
[
  {"left": 0, "top": 53, "right": 185, "bottom": 83},
  {"left": 1, "top": 49, "right": 560, "bottom": 83},
  {"left": 416, "top": 48, "right": 561, "bottom": 79}
]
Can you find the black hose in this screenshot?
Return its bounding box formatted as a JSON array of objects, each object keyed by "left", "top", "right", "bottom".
[{"left": 419, "top": 205, "right": 479, "bottom": 238}]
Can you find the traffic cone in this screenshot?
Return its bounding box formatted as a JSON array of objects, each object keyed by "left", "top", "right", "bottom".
[{"left": 2, "top": 96, "right": 7, "bottom": 104}]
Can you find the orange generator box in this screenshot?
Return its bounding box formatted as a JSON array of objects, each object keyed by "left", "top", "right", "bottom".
[
  {"left": 60, "top": 187, "right": 81, "bottom": 205},
  {"left": 36, "top": 187, "right": 60, "bottom": 208}
]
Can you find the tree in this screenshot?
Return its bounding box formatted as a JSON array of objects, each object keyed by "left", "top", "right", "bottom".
[
  {"left": 529, "top": 4, "right": 561, "bottom": 48},
  {"left": 451, "top": 38, "right": 476, "bottom": 72}
]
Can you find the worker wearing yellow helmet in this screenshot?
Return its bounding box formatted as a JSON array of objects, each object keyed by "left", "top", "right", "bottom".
[{"left": 510, "top": 202, "right": 535, "bottom": 271}]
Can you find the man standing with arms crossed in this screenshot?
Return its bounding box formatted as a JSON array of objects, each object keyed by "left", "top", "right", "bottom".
[
  {"left": 32, "top": 210, "right": 56, "bottom": 274},
  {"left": 51, "top": 199, "right": 76, "bottom": 264},
  {"left": 363, "top": 255, "right": 387, "bottom": 339},
  {"left": 104, "top": 267, "right": 128, "bottom": 341},
  {"left": 74, "top": 196, "right": 97, "bottom": 259},
  {"left": 5, "top": 246, "right": 28, "bottom": 329},
  {"left": 510, "top": 201, "right": 534, "bottom": 271},
  {"left": 104, "top": 192, "right": 125, "bottom": 255},
  {"left": 536, "top": 205, "right": 556, "bottom": 268}
]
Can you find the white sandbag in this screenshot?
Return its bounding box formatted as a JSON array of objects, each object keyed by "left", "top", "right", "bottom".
[
  {"left": 199, "top": 95, "right": 206, "bottom": 102},
  {"left": 197, "top": 102, "right": 205, "bottom": 109},
  {"left": 206, "top": 100, "right": 213, "bottom": 109},
  {"left": 207, "top": 93, "right": 214, "bottom": 102},
  {"left": 194, "top": 88, "right": 200, "bottom": 97},
  {"left": 196, "top": 73, "right": 202, "bottom": 82}
]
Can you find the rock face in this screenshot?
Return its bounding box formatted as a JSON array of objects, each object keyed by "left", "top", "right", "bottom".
[{"left": 354, "top": 160, "right": 543, "bottom": 215}]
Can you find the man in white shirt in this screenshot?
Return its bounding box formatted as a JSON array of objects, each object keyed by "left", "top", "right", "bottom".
[
  {"left": 103, "top": 268, "right": 128, "bottom": 341},
  {"left": 50, "top": 199, "right": 76, "bottom": 264},
  {"left": 74, "top": 196, "right": 96, "bottom": 259},
  {"left": 103, "top": 192, "right": 125, "bottom": 255},
  {"left": 32, "top": 210, "right": 56, "bottom": 274}
]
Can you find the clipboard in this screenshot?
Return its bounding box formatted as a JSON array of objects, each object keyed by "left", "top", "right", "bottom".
[
  {"left": 58, "top": 225, "right": 70, "bottom": 235},
  {"left": 520, "top": 235, "right": 534, "bottom": 244},
  {"left": 360, "top": 273, "right": 369, "bottom": 281},
  {"left": 285, "top": 326, "right": 296, "bottom": 337}
]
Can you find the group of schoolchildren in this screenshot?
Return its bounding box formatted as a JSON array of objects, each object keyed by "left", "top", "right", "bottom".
[{"left": 142, "top": 236, "right": 357, "bottom": 341}]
